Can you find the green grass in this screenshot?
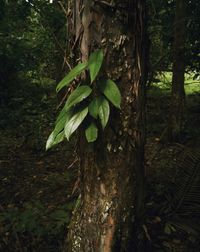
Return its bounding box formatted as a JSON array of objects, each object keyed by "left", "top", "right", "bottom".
[
  {"left": 150, "top": 71, "right": 200, "bottom": 95},
  {"left": 185, "top": 73, "right": 200, "bottom": 94}
]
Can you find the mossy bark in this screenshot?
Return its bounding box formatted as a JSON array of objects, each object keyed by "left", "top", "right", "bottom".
[{"left": 64, "top": 1, "right": 147, "bottom": 251}]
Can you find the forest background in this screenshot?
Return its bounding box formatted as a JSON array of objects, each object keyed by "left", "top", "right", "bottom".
[{"left": 0, "top": 0, "right": 200, "bottom": 251}]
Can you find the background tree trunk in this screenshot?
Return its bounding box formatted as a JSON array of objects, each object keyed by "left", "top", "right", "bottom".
[
  {"left": 65, "top": 1, "right": 147, "bottom": 251},
  {"left": 168, "top": 0, "right": 186, "bottom": 142}
]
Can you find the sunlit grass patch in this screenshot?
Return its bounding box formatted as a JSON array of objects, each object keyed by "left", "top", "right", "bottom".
[
  {"left": 150, "top": 72, "right": 200, "bottom": 95},
  {"left": 185, "top": 73, "right": 200, "bottom": 94}
]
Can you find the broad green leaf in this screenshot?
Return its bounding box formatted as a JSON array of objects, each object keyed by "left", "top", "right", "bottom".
[
  {"left": 56, "top": 106, "right": 66, "bottom": 124},
  {"left": 46, "top": 116, "right": 66, "bottom": 150},
  {"left": 65, "top": 85, "right": 92, "bottom": 111},
  {"left": 46, "top": 109, "right": 73, "bottom": 150},
  {"left": 46, "top": 131, "right": 65, "bottom": 150},
  {"left": 88, "top": 96, "right": 103, "bottom": 119},
  {"left": 99, "top": 98, "right": 110, "bottom": 129},
  {"left": 54, "top": 114, "right": 67, "bottom": 134},
  {"left": 64, "top": 107, "right": 88, "bottom": 140},
  {"left": 88, "top": 50, "right": 104, "bottom": 83},
  {"left": 56, "top": 62, "right": 87, "bottom": 92},
  {"left": 85, "top": 122, "right": 98, "bottom": 143},
  {"left": 99, "top": 79, "right": 121, "bottom": 109},
  {"left": 55, "top": 109, "right": 74, "bottom": 132}
]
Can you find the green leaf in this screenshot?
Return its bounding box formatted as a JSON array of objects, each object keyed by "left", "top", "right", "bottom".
[
  {"left": 46, "top": 131, "right": 65, "bottom": 150},
  {"left": 46, "top": 109, "right": 73, "bottom": 150},
  {"left": 65, "top": 85, "right": 92, "bottom": 111},
  {"left": 88, "top": 96, "right": 103, "bottom": 119},
  {"left": 99, "top": 98, "right": 110, "bottom": 129},
  {"left": 56, "top": 106, "right": 75, "bottom": 124},
  {"left": 56, "top": 106, "right": 66, "bottom": 124},
  {"left": 46, "top": 116, "right": 66, "bottom": 150},
  {"left": 56, "top": 62, "right": 87, "bottom": 92},
  {"left": 88, "top": 50, "right": 104, "bottom": 83},
  {"left": 64, "top": 107, "right": 88, "bottom": 140},
  {"left": 54, "top": 115, "right": 67, "bottom": 134},
  {"left": 99, "top": 79, "right": 121, "bottom": 109},
  {"left": 85, "top": 122, "right": 98, "bottom": 142}
]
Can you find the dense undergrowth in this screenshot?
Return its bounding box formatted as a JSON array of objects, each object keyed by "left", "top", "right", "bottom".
[
  {"left": 0, "top": 80, "right": 78, "bottom": 251},
  {"left": 146, "top": 72, "right": 200, "bottom": 251}
]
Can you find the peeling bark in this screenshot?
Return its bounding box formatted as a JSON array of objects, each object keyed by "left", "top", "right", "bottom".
[{"left": 64, "top": 1, "right": 147, "bottom": 251}]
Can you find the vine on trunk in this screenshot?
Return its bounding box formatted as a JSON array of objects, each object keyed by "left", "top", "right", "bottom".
[{"left": 46, "top": 49, "right": 121, "bottom": 150}]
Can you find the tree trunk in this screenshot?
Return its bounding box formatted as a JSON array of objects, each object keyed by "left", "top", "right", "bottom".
[
  {"left": 168, "top": 0, "right": 186, "bottom": 142},
  {"left": 65, "top": 1, "right": 147, "bottom": 251}
]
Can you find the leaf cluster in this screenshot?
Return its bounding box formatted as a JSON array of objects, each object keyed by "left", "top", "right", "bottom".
[{"left": 46, "top": 50, "right": 121, "bottom": 150}]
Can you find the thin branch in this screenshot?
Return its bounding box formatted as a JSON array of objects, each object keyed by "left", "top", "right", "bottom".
[{"left": 58, "top": 1, "right": 68, "bottom": 16}]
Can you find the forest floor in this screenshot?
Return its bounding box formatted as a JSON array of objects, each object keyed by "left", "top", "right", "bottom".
[
  {"left": 0, "top": 74, "right": 200, "bottom": 251},
  {"left": 145, "top": 75, "right": 200, "bottom": 251},
  {"left": 0, "top": 82, "right": 79, "bottom": 251}
]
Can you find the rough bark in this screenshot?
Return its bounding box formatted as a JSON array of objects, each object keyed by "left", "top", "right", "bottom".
[
  {"left": 168, "top": 0, "right": 186, "bottom": 142},
  {"left": 64, "top": 1, "right": 147, "bottom": 251}
]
